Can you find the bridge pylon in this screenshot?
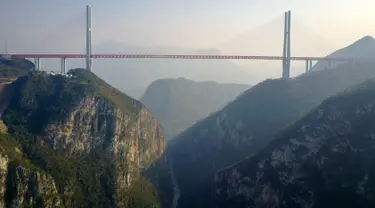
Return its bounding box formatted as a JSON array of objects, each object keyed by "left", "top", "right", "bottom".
[
  {"left": 86, "top": 5, "right": 92, "bottom": 71},
  {"left": 282, "top": 11, "right": 291, "bottom": 78}
]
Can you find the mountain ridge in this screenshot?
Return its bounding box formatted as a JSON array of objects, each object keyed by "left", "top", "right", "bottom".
[
  {"left": 0, "top": 66, "right": 166, "bottom": 207},
  {"left": 215, "top": 78, "right": 375, "bottom": 207},
  {"left": 311, "top": 35, "right": 375, "bottom": 71},
  {"left": 140, "top": 77, "right": 250, "bottom": 140},
  {"left": 165, "top": 60, "right": 375, "bottom": 207}
]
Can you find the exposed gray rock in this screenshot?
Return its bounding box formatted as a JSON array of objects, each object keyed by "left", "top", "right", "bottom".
[{"left": 215, "top": 79, "right": 375, "bottom": 208}]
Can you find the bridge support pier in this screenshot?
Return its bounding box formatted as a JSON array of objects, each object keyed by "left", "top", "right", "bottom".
[
  {"left": 34, "top": 58, "right": 41, "bottom": 71},
  {"left": 33, "top": 58, "right": 37, "bottom": 71},
  {"left": 61, "top": 58, "right": 66, "bottom": 74},
  {"left": 305, "top": 60, "right": 314, "bottom": 72},
  {"left": 328, "top": 60, "right": 332, "bottom": 69}
]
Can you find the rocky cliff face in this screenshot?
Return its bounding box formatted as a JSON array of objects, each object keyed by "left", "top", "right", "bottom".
[
  {"left": 4, "top": 164, "right": 61, "bottom": 207},
  {"left": 0, "top": 68, "right": 166, "bottom": 207},
  {"left": 0, "top": 133, "right": 61, "bottom": 207},
  {"left": 44, "top": 94, "right": 164, "bottom": 170},
  {"left": 215, "top": 79, "right": 375, "bottom": 208},
  {"left": 166, "top": 62, "right": 375, "bottom": 207}
]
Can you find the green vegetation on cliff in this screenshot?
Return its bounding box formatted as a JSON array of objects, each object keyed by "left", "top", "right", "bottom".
[
  {"left": 0, "top": 56, "right": 32, "bottom": 80},
  {"left": 215, "top": 78, "right": 375, "bottom": 208},
  {"left": 0, "top": 131, "right": 61, "bottom": 207},
  {"left": 68, "top": 68, "right": 140, "bottom": 115},
  {"left": 0, "top": 132, "right": 37, "bottom": 170},
  {"left": 0, "top": 68, "right": 163, "bottom": 207},
  {"left": 3, "top": 68, "right": 140, "bottom": 134}
]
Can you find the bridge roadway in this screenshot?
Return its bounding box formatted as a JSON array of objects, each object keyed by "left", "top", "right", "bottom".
[{"left": 11, "top": 54, "right": 354, "bottom": 62}]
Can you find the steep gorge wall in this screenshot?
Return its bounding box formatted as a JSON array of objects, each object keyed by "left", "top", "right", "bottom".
[
  {"left": 214, "top": 80, "right": 375, "bottom": 208},
  {"left": 0, "top": 135, "right": 61, "bottom": 207},
  {"left": 45, "top": 95, "right": 165, "bottom": 174},
  {"left": 0, "top": 70, "right": 167, "bottom": 207}
]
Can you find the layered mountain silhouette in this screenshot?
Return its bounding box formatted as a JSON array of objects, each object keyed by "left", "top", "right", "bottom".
[
  {"left": 311, "top": 36, "right": 375, "bottom": 71},
  {"left": 165, "top": 60, "right": 375, "bottom": 207},
  {"left": 216, "top": 78, "right": 375, "bottom": 208},
  {"left": 140, "top": 78, "right": 249, "bottom": 140}
]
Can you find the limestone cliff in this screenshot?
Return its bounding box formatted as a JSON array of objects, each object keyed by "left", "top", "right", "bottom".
[
  {"left": 0, "top": 68, "right": 166, "bottom": 207},
  {"left": 215, "top": 79, "right": 375, "bottom": 208},
  {"left": 0, "top": 133, "right": 61, "bottom": 207}
]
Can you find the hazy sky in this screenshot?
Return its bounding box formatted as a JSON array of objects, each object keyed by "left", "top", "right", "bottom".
[{"left": 1, "top": 0, "right": 374, "bottom": 52}]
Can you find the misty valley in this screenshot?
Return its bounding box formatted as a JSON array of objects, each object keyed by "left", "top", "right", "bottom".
[{"left": 2, "top": 1, "right": 375, "bottom": 208}]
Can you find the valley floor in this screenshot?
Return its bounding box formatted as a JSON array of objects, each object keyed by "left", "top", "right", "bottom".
[{"left": 169, "top": 159, "right": 181, "bottom": 208}]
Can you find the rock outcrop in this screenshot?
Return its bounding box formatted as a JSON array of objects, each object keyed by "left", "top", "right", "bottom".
[
  {"left": 0, "top": 133, "right": 61, "bottom": 207},
  {"left": 215, "top": 79, "right": 375, "bottom": 208},
  {"left": 0, "top": 68, "right": 166, "bottom": 207},
  {"left": 4, "top": 165, "right": 61, "bottom": 207}
]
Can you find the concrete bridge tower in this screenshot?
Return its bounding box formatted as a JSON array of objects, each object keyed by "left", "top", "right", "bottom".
[
  {"left": 282, "top": 11, "right": 291, "bottom": 78},
  {"left": 86, "top": 5, "right": 92, "bottom": 71}
]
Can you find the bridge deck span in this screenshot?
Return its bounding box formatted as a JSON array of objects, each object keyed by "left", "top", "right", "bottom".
[{"left": 10, "top": 54, "right": 354, "bottom": 62}]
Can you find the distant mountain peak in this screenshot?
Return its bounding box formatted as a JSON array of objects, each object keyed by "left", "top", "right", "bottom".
[
  {"left": 310, "top": 35, "right": 375, "bottom": 71},
  {"left": 359, "top": 35, "right": 374, "bottom": 40},
  {"left": 351, "top": 35, "right": 375, "bottom": 46},
  {"left": 337, "top": 35, "right": 375, "bottom": 54}
]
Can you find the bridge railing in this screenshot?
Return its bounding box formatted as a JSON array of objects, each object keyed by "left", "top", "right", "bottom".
[{"left": 9, "top": 53, "right": 356, "bottom": 62}]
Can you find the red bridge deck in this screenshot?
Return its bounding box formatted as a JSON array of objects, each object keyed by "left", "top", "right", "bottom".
[{"left": 10, "top": 54, "right": 355, "bottom": 62}]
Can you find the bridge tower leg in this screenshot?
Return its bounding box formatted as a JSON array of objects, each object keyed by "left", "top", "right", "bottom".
[
  {"left": 86, "top": 5, "right": 92, "bottom": 71},
  {"left": 282, "top": 11, "right": 291, "bottom": 78},
  {"left": 305, "top": 60, "right": 309, "bottom": 72},
  {"left": 309, "top": 60, "right": 313, "bottom": 70},
  {"left": 61, "top": 58, "right": 66, "bottom": 74},
  {"left": 286, "top": 11, "right": 291, "bottom": 75}
]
